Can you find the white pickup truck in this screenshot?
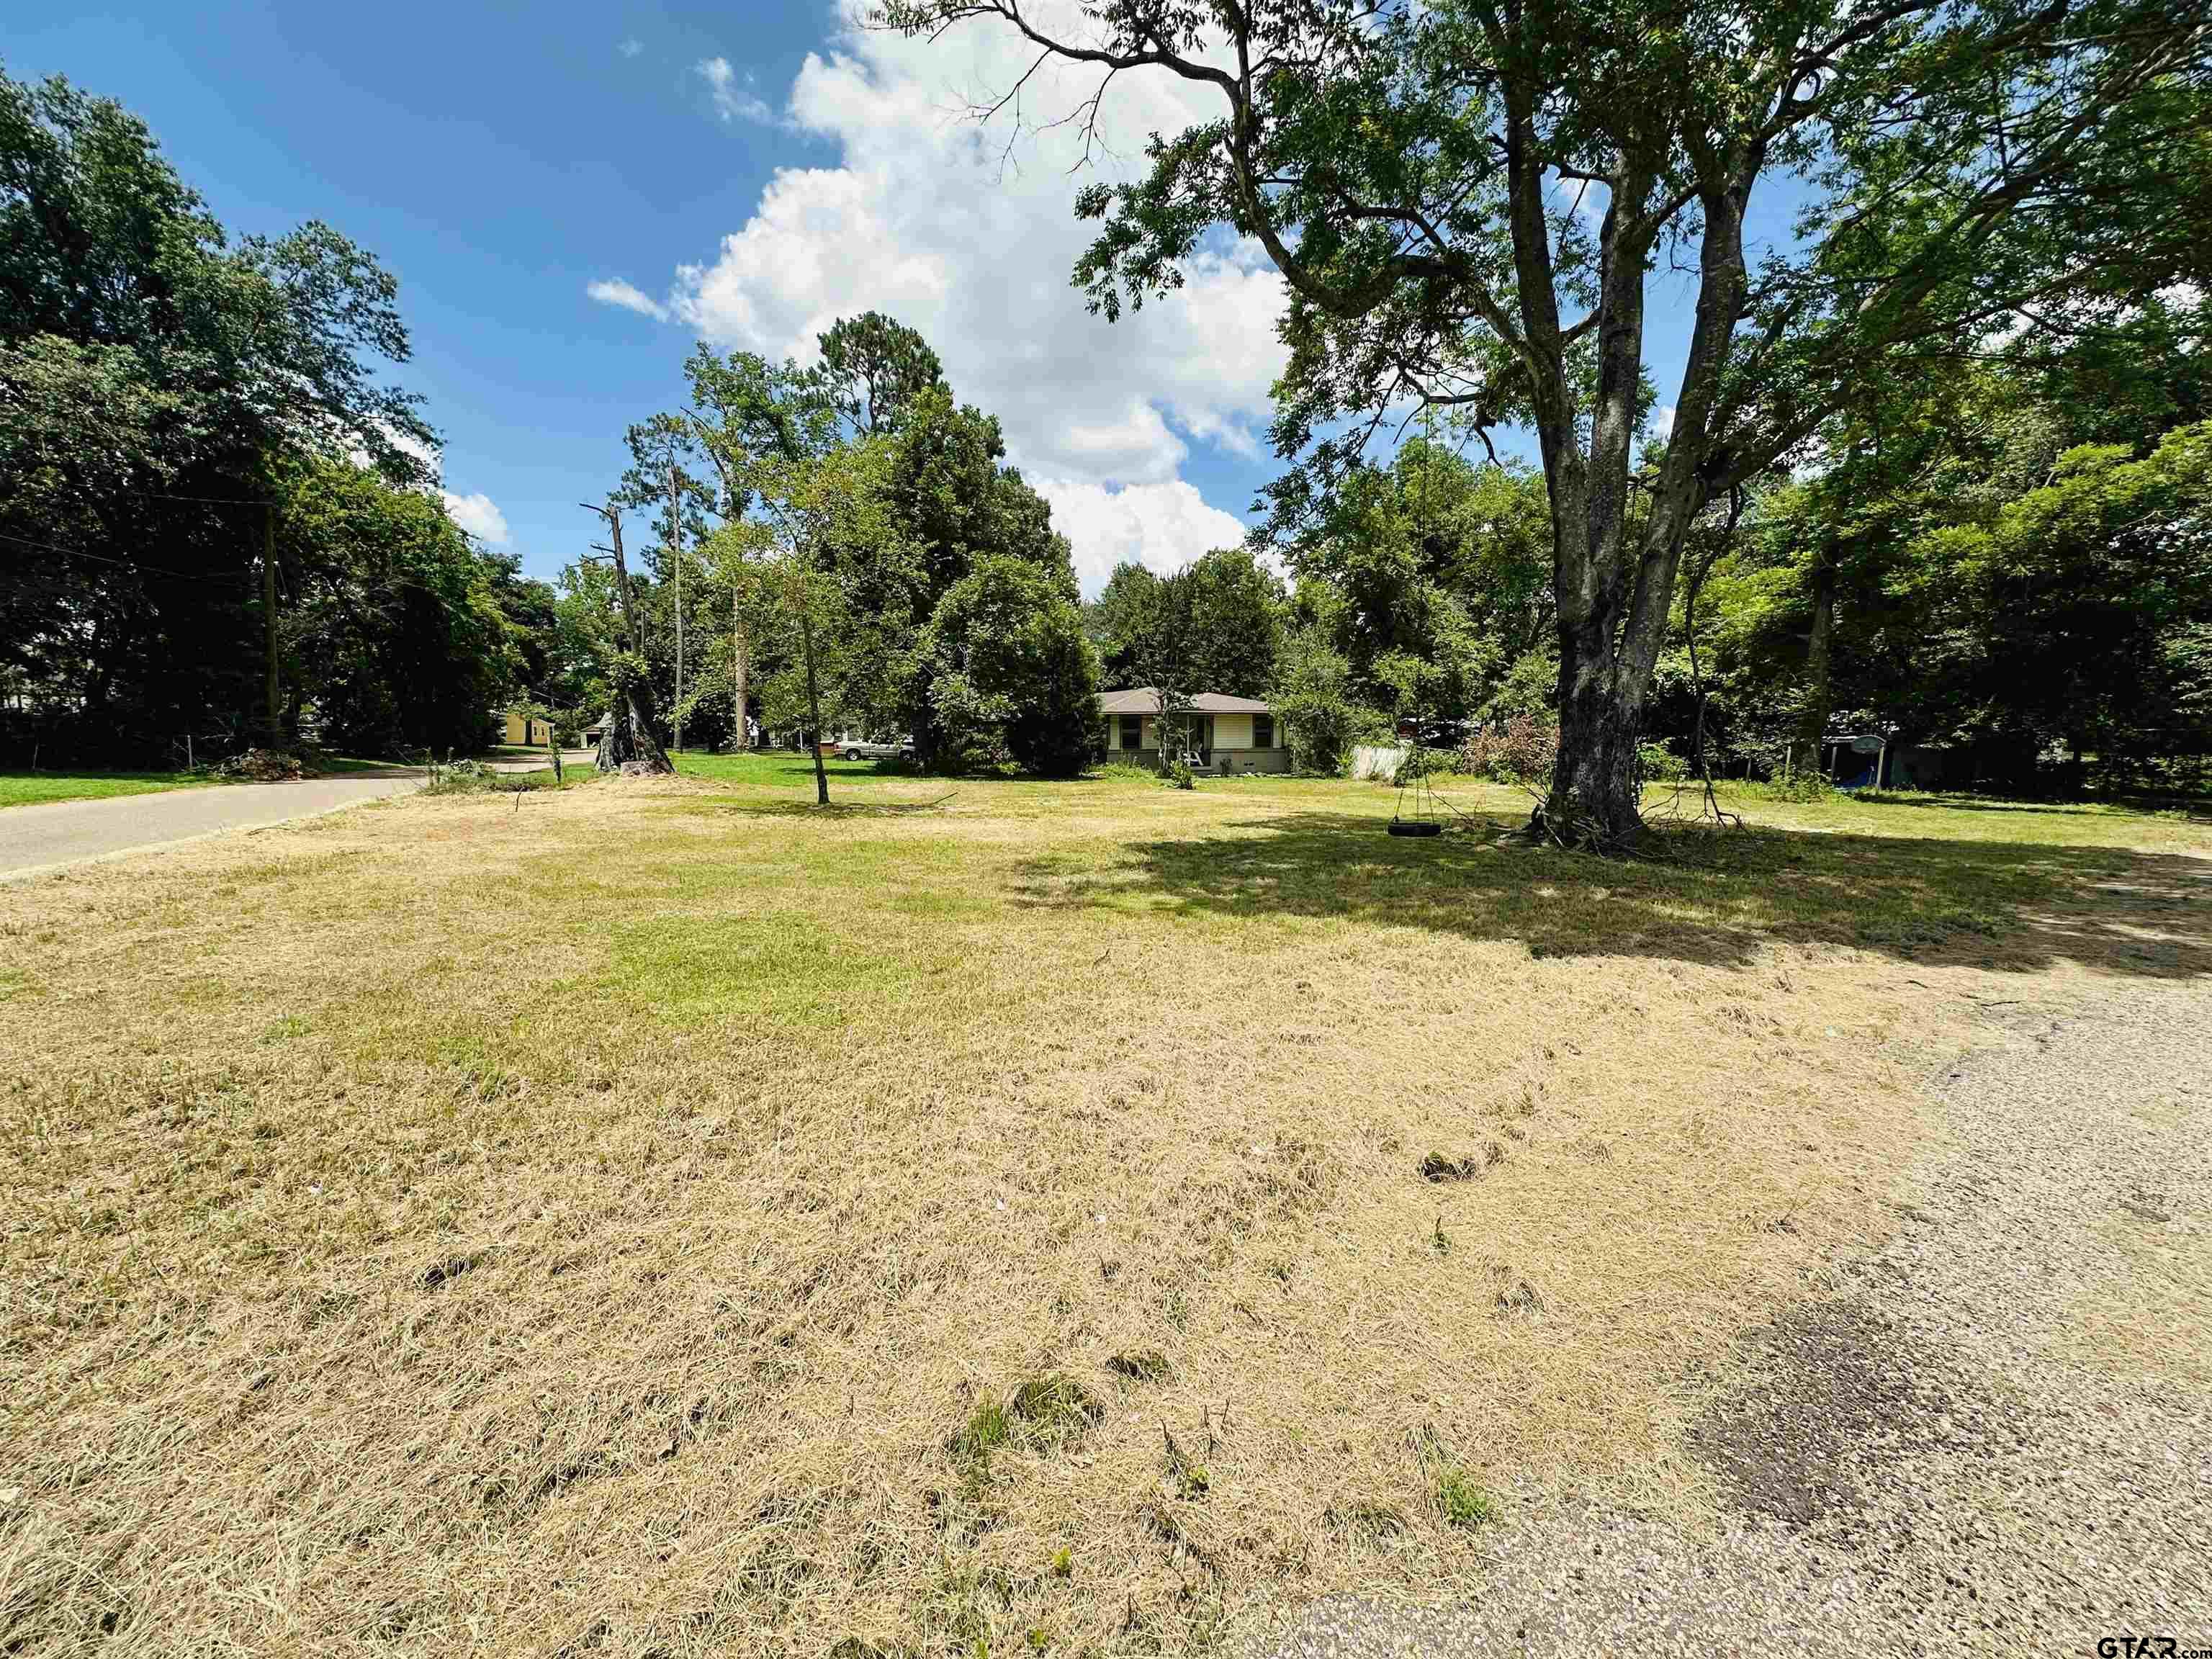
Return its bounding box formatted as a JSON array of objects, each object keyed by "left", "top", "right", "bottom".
[{"left": 837, "top": 735, "right": 914, "bottom": 762}]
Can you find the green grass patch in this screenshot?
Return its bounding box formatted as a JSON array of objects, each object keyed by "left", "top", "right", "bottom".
[
  {"left": 0, "top": 769, "right": 214, "bottom": 809},
  {"left": 1435, "top": 1467, "right": 1498, "bottom": 1529},
  {"left": 675, "top": 750, "right": 889, "bottom": 788},
  {"left": 0, "top": 754, "right": 415, "bottom": 809},
  {"left": 1009, "top": 1374, "right": 1104, "bottom": 1446},
  {"left": 604, "top": 911, "right": 940, "bottom": 1030}
]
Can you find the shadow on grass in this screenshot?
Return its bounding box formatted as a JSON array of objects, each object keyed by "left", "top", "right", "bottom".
[
  {"left": 675, "top": 758, "right": 1053, "bottom": 796},
  {"left": 1842, "top": 794, "right": 2109, "bottom": 819},
  {"left": 1009, "top": 809, "right": 2212, "bottom": 977},
  {"left": 668, "top": 796, "right": 962, "bottom": 819}
]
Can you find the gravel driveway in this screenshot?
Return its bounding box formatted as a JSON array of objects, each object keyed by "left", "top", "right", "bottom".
[
  {"left": 1249, "top": 944, "right": 2212, "bottom": 1655},
  {"left": 0, "top": 771, "right": 423, "bottom": 879}
]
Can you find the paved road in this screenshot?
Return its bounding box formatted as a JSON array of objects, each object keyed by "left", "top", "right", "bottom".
[
  {"left": 1249, "top": 930, "right": 2212, "bottom": 1654},
  {"left": 488, "top": 749, "right": 595, "bottom": 774},
  {"left": 0, "top": 772, "right": 424, "bottom": 879}
]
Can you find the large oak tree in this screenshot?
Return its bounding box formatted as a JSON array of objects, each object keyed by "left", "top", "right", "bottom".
[{"left": 883, "top": 0, "right": 2210, "bottom": 843}]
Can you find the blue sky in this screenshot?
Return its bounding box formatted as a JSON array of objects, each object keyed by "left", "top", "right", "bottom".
[
  {"left": 10, "top": 0, "right": 1293, "bottom": 593},
  {"left": 11, "top": 1, "right": 1776, "bottom": 595}
]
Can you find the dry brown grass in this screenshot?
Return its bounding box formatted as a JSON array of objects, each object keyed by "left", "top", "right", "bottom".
[{"left": 3, "top": 764, "right": 2204, "bottom": 1655}]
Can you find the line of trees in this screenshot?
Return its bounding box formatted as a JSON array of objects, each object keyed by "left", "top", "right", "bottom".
[
  {"left": 1243, "top": 377, "right": 2209, "bottom": 797},
  {"left": 1691, "top": 332, "right": 2211, "bottom": 794},
  {"left": 1, "top": 67, "right": 542, "bottom": 763},
  {"left": 543, "top": 315, "right": 1105, "bottom": 780}
]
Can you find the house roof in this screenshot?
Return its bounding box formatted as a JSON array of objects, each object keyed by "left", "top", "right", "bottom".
[{"left": 1097, "top": 686, "right": 1274, "bottom": 715}]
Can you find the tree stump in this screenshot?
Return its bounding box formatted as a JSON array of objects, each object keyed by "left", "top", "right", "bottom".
[{"left": 594, "top": 692, "right": 673, "bottom": 773}]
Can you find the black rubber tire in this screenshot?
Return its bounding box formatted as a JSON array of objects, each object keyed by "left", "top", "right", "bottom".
[{"left": 1388, "top": 820, "right": 1443, "bottom": 837}]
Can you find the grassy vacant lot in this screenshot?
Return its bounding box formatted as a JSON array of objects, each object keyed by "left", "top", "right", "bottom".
[{"left": 2, "top": 760, "right": 2206, "bottom": 1655}]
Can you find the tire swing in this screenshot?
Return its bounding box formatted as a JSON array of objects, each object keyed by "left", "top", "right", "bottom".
[{"left": 1389, "top": 750, "right": 1444, "bottom": 837}]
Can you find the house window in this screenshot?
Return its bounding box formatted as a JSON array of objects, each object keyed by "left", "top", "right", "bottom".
[
  {"left": 1118, "top": 714, "right": 1142, "bottom": 750},
  {"left": 1253, "top": 713, "right": 1274, "bottom": 749}
]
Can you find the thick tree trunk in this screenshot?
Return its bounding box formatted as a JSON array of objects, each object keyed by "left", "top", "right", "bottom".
[
  {"left": 1541, "top": 621, "right": 1646, "bottom": 848},
  {"left": 588, "top": 499, "right": 674, "bottom": 774},
  {"left": 595, "top": 683, "right": 671, "bottom": 772},
  {"left": 1795, "top": 542, "right": 1836, "bottom": 756}
]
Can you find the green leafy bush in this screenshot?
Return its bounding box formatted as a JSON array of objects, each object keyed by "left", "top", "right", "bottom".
[
  {"left": 922, "top": 556, "right": 1102, "bottom": 778},
  {"left": 1638, "top": 740, "right": 1689, "bottom": 781},
  {"left": 1272, "top": 624, "right": 1382, "bottom": 775},
  {"left": 1745, "top": 771, "right": 1838, "bottom": 803},
  {"left": 1396, "top": 742, "right": 1449, "bottom": 781}
]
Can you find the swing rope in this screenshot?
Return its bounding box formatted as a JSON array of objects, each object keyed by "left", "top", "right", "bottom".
[{"left": 1389, "top": 746, "right": 1483, "bottom": 836}]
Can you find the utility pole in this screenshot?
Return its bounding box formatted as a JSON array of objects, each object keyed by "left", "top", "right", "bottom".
[
  {"left": 262, "top": 502, "right": 280, "bottom": 744},
  {"left": 667, "top": 461, "right": 684, "bottom": 755}
]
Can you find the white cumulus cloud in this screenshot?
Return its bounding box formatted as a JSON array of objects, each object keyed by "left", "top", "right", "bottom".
[
  {"left": 1035, "top": 479, "right": 1249, "bottom": 595},
  {"left": 442, "top": 490, "right": 511, "bottom": 547},
  {"left": 697, "top": 56, "right": 774, "bottom": 124},
  {"left": 663, "top": 4, "right": 1282, "bottom": 591},
  {"left": 360, "top": 426, "right": 508, "bottom": 547},
  {"left": 619, "top": 37, "right": 644, "bottom": 59},
  {"left": 585, "top": 278, "right": 670, "bottom": 321}
]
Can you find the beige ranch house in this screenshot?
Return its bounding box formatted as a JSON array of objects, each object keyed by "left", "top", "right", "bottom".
[{"left": 1099, "top": 687, "right": 1290, "bottom": 774}]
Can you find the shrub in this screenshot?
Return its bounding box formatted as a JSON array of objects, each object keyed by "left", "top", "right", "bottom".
[
  {"left": 922, "top": 557, "right": 1102, "bottom": 778},
  {"left": 1272, "top": 625, "right": 1380, "bottom": 775},
  {"left": 925, "top": 674, "right": 1016, "bottom": 775},
  {"left": 1746, "top": 771, "right": 1837, "bottom": 803},
  {"left": 1638, "top": 740, "right": 1689, "bottom": 781},
  {"left": 1164, "top": 756, "right": 1195, "bottom": 790},
  {"left": 1459, "top": 711, "right": 1560, "bottom": 786}
]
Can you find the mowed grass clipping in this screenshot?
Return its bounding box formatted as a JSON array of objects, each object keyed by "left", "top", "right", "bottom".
[{"left": 2, "top": 763, "right": 2206, "bottom": 1656}]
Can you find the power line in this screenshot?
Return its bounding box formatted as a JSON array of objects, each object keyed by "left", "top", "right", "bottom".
[
  {"left": 0, "top": 529, "right": 448, "bottom": 606},
  {"left": 117, "top": 490, "right": 273, "bottom": 506},
  {"left": 0, "top": 528, "right": 250, "bottom": 583}
]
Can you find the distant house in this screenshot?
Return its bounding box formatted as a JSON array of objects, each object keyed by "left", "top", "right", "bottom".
[
  {"left": 1098, "top": 687, "right": 1290, "bottom": 774},
  {"left": 501, "top": 711, "right": 555, "bottom": 747}
]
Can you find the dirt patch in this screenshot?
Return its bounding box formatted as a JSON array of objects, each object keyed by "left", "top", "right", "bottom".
[{"left": 1690, "top": 1298, "right": 1951, "bottom": 1528}]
